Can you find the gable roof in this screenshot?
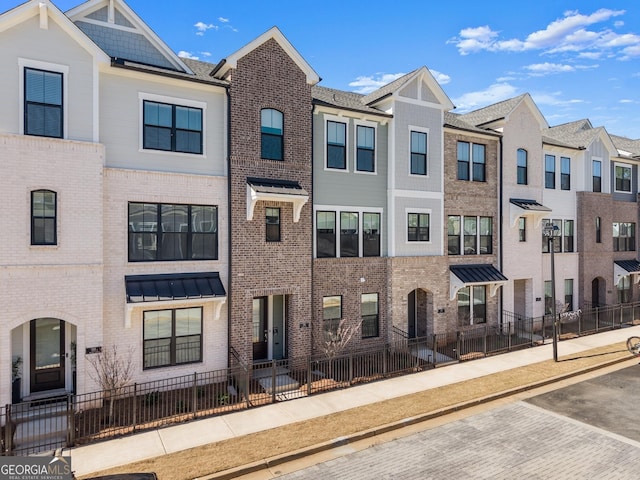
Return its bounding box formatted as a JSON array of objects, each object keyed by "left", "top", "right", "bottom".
[
  {"left": 0, "top": 0, "right": 110, "bottom": 63},
  {"left": 65, "top": 0, "right": 192, "bottom": 73},
  {"left": 362, "top": 67, "right": 454, "bottom": 110},
  {"left": 459, "top": 93, "right": 548, "bottom": 130},
  {"left": 212, "top": 26, "right": 320, "bottom": 85},
  {"left": 312, "top": 85, "right": 391, "bottom": 117},
  {"left": 444, "top": 112, "right": 501, "bottom": 136},
  {"left": 546, "top": 120, "right": 618, "bottom": 154}
]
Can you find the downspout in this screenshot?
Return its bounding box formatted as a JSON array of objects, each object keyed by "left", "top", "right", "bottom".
[
  {"left": 310, "top": 100, "right": 315, "bottom": 357},
  {"left": 225, "top": 85, "right": 233, "bottom": 368},
  {"left": 499, "top": 135, "right": 504, "bottom": 328}
]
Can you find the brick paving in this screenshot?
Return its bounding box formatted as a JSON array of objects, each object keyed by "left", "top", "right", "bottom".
[{"left": 277, "top": 401, "right": 640, "bottom": 479}]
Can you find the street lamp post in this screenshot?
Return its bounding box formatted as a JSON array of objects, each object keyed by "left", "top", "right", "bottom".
[{"left": 544, "top": 222, "right": 559, "bottom": 362}]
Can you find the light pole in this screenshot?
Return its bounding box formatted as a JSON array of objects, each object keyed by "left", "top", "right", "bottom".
[{"left": 543, "top": 222, "right": 559, "bottom": 362}]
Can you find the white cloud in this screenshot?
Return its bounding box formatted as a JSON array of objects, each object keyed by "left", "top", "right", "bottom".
[
  {"left": 451, "top": 83, "right": 518, "bottom": 112},
  {"left": 178, "top": 51, "right": 199, "bottom": 60},
  {"left": 620, "top": 99, "right": 637, "bottom": 104},
  {"left": 451, "top": 8, "right": 638, "bottom": 60},
  {"left": 194, "top": 21, "right": 217, "bottom": 36},
  {"left": 348, "top": 73, "right": 406, "bottom": 94},
  {"left": 200, "top": 51, "right": 212, "bottom": 58},
  {"left": 524, "top": 62, "right": 575, "bottom": 76},
  {"left": 429, "top": 69, "right": 451, "bottom": 85},
  {"left": 218, "top": 17, "right": 229, "bottom": 23}
]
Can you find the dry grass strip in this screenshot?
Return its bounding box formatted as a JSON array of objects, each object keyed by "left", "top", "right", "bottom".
[{"left": 79, "top": 343, "right": 633, "bottom": 480}]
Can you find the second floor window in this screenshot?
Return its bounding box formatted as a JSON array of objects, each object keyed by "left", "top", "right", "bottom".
[
  {"left": 327, "top": 120, "right": 346, "bottom": 169},
  {"left": 25, "top": 68, "right": 63, "bottom": 138},
  {"left": 545, "top": 155, "right": 555, "bottom": 189},
  {"left": 261, "top": 109, "right": 283, "bottom": 160},
  {"left": 613, "top": 222, "right": 636, "bottom": 251},
  {"left": 561, "top": 157, "right": 571, "bottom": 190},
  {"left": 615, "top": 164, "right": 632, "bottom": 192},
  {"left": 518, "top": 217, "right": 526, "bottom": 242},
  {"left": 340, "top": 212, "right": 359, "bottom": 257},
  {"left": 457, "top": 142, "right": 486, "bottom": 182},
  {"left": 542, "top": 219, "right": 574, "bottom": 253},
  {"left": 356, "top": 125, "right": 375, "bottom": 172},
  {"left": 410, "top": 131, "right": 427, "bottom": 175},
  {"left": 363, "top": 213, "right": 381, "bottom": 257},
  {"left": 266, "top": 207, "right": 280, "bottom": 242},
  {"left": 143, "top": 101, "right": 202, "bottom": 154},
  {"left": 517, "top": 148, "right": 527, "bottom": 185},
  {"left": 408, "top": 213, "right": 430, "bottom": 242},
  {"left": 317, "top": 210, "right": 380, "bottom": 258},
  {"left": 593, "top": 160, "right": 602, "bottom": 192},
  {"left": 31, "top": 189, "right": 57, "bottom": 245},
  {"left": 128, "top": 203, "right": 218, "bottom": 261},
  {"left": 448, "top": 216, "right": 492, "bottom": 255}
]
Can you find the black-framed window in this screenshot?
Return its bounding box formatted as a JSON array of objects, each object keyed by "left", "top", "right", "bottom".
[
  {"left": 316, "top": 211, "right": 336, "bottom": 258},
  {"left": 542, "top": 219, "right": 562, "bottom": 253},
  {"left": 31, "top": 189, "right": 57, "bottom": 245},
  {"left": 143, "top": 100, "right": 202, "bottom": 154},
  {"left": 361, "top": 293, "right": 379, "bottom": 338},
  {"left": 327, "top": 120, "right": 346, "bottom": 169},
  {"left": 340, "top": 212, "right": 359, "bottom": 257},
  {"left": 596, "top": 216, "right": 601, "bottom": 243},
  {"left": 563, "top": 220, "right": 574, "bottom": 252},
  {"left": 615, "top": 164, "right": 632, "bottom": 192},
  {"left": 457, "top": 141, "right": 470, "bottom": 180},
  {"left": 561, "top": 156, "right": 571, "bottom": 190},
  {"left": 356, "top": 125, "right": 375, "bottom": 172},
  {"left": 25, "top": 68, "right": 63, "bottom": 138},
  {"left": 128, "top": 203, "right": 217, "bottom": 261},
  {"left": 618, "top": 275, "right": 632, "bottom": 304},
  {"left": 408, "top": 213, "right": 430, "bottom": 242},
  {"left": 463, "top": 216, "right": 477, "bottom": 254},
  {"left": 472, "top": 143, "right": 486, "bottom": 182},
  {"left": 143, "top": 307, "right": 202, "bottom": 369},
  {"left": 517, "top": 148, "right": 527, "bottom": 185},
  {"left": 448, "top": 215, "right": 461, "bottom": 255},
  {"left": 261, "top": 108, "right": 283, "bottom": 160},
  {"left": 266, "top": 207, "right": 280, "bottom": 242},
  {"left": 458, "top": 285, "right": 486, "bottom": 326},
  {"left": 363, "top": 212, "right": 381, "bottom": 257},
  {"left": 322, "top": 295, "right": 342, "bottom": 339},
  {"left": 518, "top": 217, "right": 526, "bottom": 242},
  {"left": 544, "top": 281, "right": 553, "bottom": 315},
  {"left": 410, "top": 131, "right": 427, "bottom": 175},
  {"left": 613, "top": 222, "right": 636, "bottom": 252},
  {"left": 593, "top": 160, "right": 602, "bottom": 192},
  {"left": 565, "top": 279, "right": 574, "bottom": 312},
  {"left": 479, "top": 217, "right": 493, "bottom": 254},
  {"left": 545, "top": 155, "right": 556, "bottom": 189}
]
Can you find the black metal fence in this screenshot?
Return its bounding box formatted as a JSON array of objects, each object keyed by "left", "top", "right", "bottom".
[{"left": 2, "top": 301, "right": 640, "bottom": 456}]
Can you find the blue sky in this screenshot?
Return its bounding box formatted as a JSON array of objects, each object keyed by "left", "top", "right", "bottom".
[{"left": 3, "top": 0, "right": 640, "bottom": 138}]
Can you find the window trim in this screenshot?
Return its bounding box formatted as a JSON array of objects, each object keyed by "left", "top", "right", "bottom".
[
  {"left": 261, "top": 108, "right": 284, "bottom": 161},
  {"left": 19, "top": 58, "right": 69, "bottom": 138},
  {"left": 614, "top": 162, "right": 632, "bottom": 193},
  {"left": 139, "top": 93, "right": 206, "bottom": 156},
  {"left": 325, "top": 117, "right": 348, "bottom": 171},
  {"left": 409, "top": 127, "right": 429, "bottom": 176},
  {"left": 407, "top": 211, "right": 430, "bottom": 243},
  {"left": 448, "top": 215, "right": 493, "bottom": 255},
  {"left": 354, "top": 121, "right": 377, "bottom": 174}
]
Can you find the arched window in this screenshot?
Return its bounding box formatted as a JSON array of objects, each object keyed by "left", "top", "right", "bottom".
[
  {"left": 261, "top": 109, "right": 283, "bottom": 160},
  {"left": 517, "top": 148, "right": 527, "bottom": 185},
  {"left": 31, "top": 189, "right": 57, "bottom": 245}
]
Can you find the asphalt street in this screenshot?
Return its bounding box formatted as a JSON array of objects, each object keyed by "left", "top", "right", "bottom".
[{"left": 238, "top": 363, "right": 640, "bottom": 479}]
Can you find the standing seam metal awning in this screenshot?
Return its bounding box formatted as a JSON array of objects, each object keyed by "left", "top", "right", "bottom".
[
  {"left": 614, "top": 260, "right": 640, "bottom": 286},
  {"left": 509, "top": 198, "right": 552, "bottom": 228},
  {"left": 246, "top": 177, "right": 309, "bottom": 223},
  {"left": 125, "top": 272, "right": 226, "bottom": 303},
  {"left": 450, "top": 264, "right": 508, "bottom": 300}
]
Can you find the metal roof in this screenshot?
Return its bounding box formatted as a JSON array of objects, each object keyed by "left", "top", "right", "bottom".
[
  {"left": 450, "top": 264, "right": 508, "bottom": 284},
  {"left": 125, "top": 272, "right": 226, "bottom": 303}
]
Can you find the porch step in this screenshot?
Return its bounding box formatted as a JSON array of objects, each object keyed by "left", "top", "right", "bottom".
[
  {"left": 10, "top": 406, "right": 68, "bottom": 455},
  {"left": 258, "top": 374, "right": 300, "bottom": 395}
]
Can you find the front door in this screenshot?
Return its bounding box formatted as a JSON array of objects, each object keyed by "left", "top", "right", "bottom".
[
  {"left": 30, "top": 318, "right": 65, "bottom": 392},
  {"left": 252, "top": 295, "right": 286, "bottom": 361}
]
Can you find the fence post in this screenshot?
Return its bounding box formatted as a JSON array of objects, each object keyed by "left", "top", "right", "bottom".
[
  {"left": 508, "top": 321, "right": 512, "bottom": 351},
  {"left": 5, "top": 404, "right": 12, "bottom": 455},
  {"left": 192, "top": 372, "right": 198, "bottom": 419},
  {"left": 67, "top": 394, "right": 75, "bottom": 448},
  {"left": 595, "top": 307, "right": 599, "bottom": 332},
  {"left": 383, "top": 347, "right": 388, "bottom": 376},
  {"left": 432, "top": 334, "right": 438, "bottom": 367},
  {"left": 132, "top": 383, "right": 137, "bottom": 432},
  {"left": 271, "top": 361, "right": 277, "bottom": 404},
  {"left": 483, "top": 325, "right": 487, "bottom": 356},
  {"left": 456, "top": 331, "right": 461, "bottom": 361},
  {"left": 244, "top": 366, "right": 251, "bottom": 409},
  {"left": 307, "top": 356, "right": 312, "bottom": 396}
]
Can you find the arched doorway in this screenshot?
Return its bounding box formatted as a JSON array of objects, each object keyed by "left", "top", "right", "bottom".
[
  {"left": 407, "top": 288, "right": 432, "bottom": 338},
  {"left": 591, "top": 277, "right": 606, "bottom": 307}
]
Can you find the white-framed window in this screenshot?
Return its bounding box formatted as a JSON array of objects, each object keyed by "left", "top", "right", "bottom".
[
  {"left": 457, "top": 141, "right": 486, "bottom": 182},
  {"left": 139, "top": 93, "right": 206, "bottom": 155},
  {"left": 19, "top": 58, "right": 69, "bottom": 138},
  {"left": 407, "top": 212, "right": 430, "bottom": 242},
  {"left": 326, "top": 116, "right": 348, "bottom": 170},
  {"left": 593, "top": 159, "right": 602, "bottom": 192},
  {"left": 614, "top": 162, "right": 632, "bottom": 193},
  {"left": 354, "top": 120, "right": 377, "bottom": 174},
  {"left": 458, "top": 286, "right": 486, "bottom": 326},
  {"left": 315, "top": 206, "right": 382, "bottom": 258},
  {"left": 409, "top": 127, "right": 428, "bottom": 176}
]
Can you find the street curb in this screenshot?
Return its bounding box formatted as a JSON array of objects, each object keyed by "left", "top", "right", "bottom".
[{"left": 201, "top": 353, "right": 635, "bottom": 480}]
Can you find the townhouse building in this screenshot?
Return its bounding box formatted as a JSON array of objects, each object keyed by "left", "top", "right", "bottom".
[{"left": 2, "top": 0, "right": 639, "bottom": 408}]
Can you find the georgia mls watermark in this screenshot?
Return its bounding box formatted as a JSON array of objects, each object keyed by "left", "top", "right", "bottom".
[{"left": 0, "top": 455, "right": 72, "bottom": 480}]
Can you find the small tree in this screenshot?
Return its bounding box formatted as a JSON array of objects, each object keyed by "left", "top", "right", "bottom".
[
  {"left": 86, "top": 345, "right": 135, "bottom": 425},
  {"left": 315, "top": 318, "right": 362, "bottom": 380}
]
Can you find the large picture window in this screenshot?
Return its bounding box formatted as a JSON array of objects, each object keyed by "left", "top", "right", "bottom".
[
  {"left": 356, "top": 125, "right": 375, "bottom": 172},
  {"left": 25, "top": 68, "right": 63, "bottom": 138},
  {"left": 128, "top": 203, "right": 218, "bottom": 261},
  {"left": 317, "top": 209, "right": 381, "bottom": 258},
  {"left": 261, "top": 109, "right": 283, "bottom": 160},
  {"left": 327, "top": 120, "right": 346, "bottom": 169},
  {"left": 143, "top": 307, "right": 202, "bottom": 369},
  {"left": 31, "top": 190, "right": 57, "bottom": 245},
  {"left": 143, "top": 100, "right": 202, "bottom": 154}
]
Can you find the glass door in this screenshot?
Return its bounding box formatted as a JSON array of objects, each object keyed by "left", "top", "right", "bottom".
[{"left": 30, "top": 318, "right": 65, "bottom": 392}]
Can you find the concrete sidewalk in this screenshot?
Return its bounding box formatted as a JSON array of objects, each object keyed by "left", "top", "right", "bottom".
[{"left": 68, "top": 326, "right": 640, "bottom": 477}]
